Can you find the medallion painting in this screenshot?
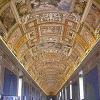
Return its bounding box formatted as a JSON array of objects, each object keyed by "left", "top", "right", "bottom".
[
  {"left": 94, "top": 0, "right": 100, "bottom": 5},
  {"left": 0, "top": 0, "right": 10, "bottom": 9},
  {"left": 15, "top": 0, "right": 29, "bottom": 17},
  {"left": 7, "top": 27, "right": 22, "bottom": 50},
  {"left": 17, "top": 44, "right": 28, "bottom": 58},
  {"left": 0, "top": 21, "right": 7, "bottom": 37},
  {"left": 0, "top": 4, "right": 16, "bottom": 32},
  {"left": 80, "top": 24, "right": 96, "bottom": 46},
  {"left": 73, "top": 0, "right": 87, "bottom": 16}
]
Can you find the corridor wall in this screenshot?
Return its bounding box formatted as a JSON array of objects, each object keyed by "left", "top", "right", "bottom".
[
  {"left": 72, "top": 81, "right": 79, "bottom": 100},
  {"left": 31, "top": 87, "right": 35, "bottom": 100},
  {"left": 3, "top": 68, "right": 17, "bottom": 96},
  {"left": 0, "top": 44, "right": 47, "bottom": 100},
  {"left": 84, "top": 67, "right": 100, "bottom": 100},
  {"left": 67, "top": 85, "right": 70, "bottom": 100},
  {"left": 56, "top": 42, "right": 100, "bottom": 100},
  {"left": 47, "top": 96, "right": 56, "bottom": 100},
  {"left": 23, "top": 82, "right": 30, "bottom": 100}
]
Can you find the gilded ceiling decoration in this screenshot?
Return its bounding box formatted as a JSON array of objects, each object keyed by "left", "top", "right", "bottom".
[{"left": 0, "top": 0, "right": 100, "bottom": 95}]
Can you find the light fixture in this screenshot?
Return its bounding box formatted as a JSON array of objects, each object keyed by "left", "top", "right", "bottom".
[
  {"left": 18, "top": 77, "right": 22, "bottom": 99},
  {"left": 50, "top": 98, "right": 52, "bottom": 100},
  {"left": 79, "top": 70, "right": 84, "bottom": 100},
  {"left": 70, "top": 81, "right": 72, "bottom": 99},
  {"left": 60, "top": 91, "right": 62, "bottom": 97},
  {"left": 65, "top": 86, "right": 67, "bottom": 100}
]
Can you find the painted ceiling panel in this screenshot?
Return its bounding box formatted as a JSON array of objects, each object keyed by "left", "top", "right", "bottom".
[{"left": 0, "top": 0, "right": 100, "bottom": 95}]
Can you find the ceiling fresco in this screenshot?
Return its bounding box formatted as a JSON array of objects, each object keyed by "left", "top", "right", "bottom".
[{"left": 0, "top": 0, "right": 100, "bottom": 95}]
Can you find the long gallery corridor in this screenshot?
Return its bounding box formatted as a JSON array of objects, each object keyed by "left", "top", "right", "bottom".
[{"left": 0, "top": 0, "right": 100, "bottom": 100}]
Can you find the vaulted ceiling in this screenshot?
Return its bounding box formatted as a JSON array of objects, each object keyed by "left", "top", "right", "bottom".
[{"left": 0, "top": 0, "right": 100, "bottom": 95}]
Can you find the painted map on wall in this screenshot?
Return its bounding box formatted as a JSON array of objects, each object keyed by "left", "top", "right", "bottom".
[{"left": 84, "top": 67, "right": 100, "bottom": 100}]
